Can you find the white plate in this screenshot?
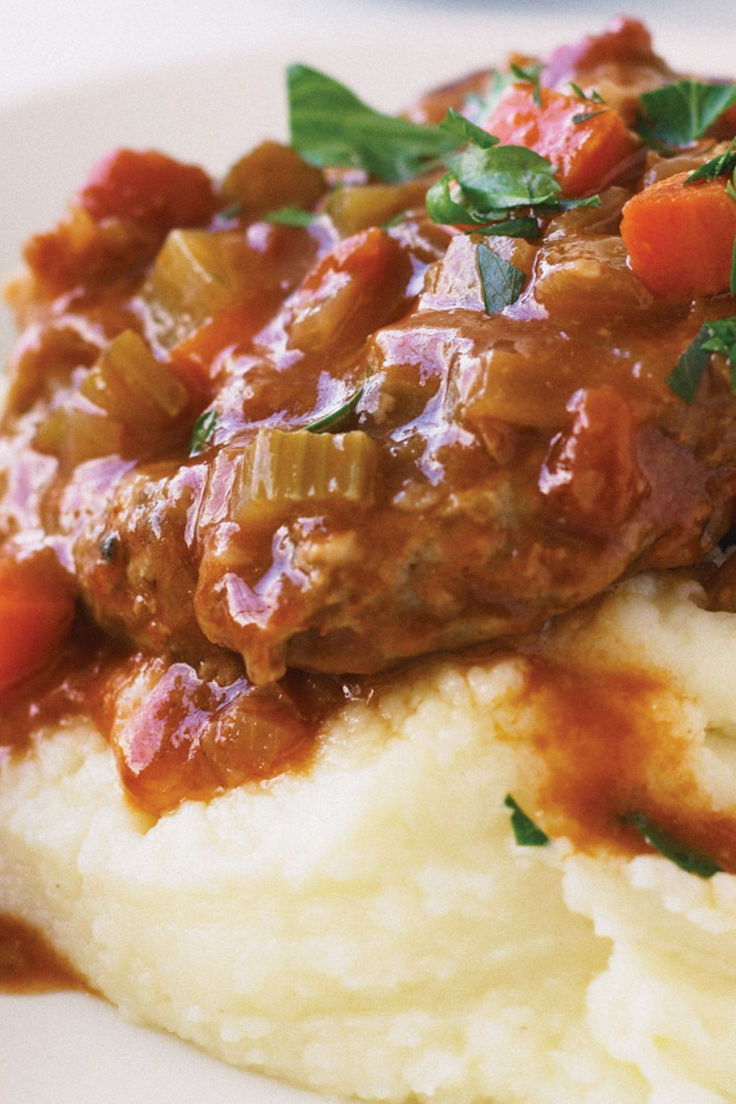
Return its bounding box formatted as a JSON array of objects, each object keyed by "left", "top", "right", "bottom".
[{"left": 0, "top": 12, "right": 732, "bottom": 1104}]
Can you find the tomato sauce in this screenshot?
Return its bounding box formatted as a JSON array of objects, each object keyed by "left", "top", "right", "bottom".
[{"left": 3, "top": 16, "right": 736, "bottom": 875}]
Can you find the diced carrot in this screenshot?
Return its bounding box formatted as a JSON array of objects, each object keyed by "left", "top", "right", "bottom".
[
  {"left": 170, "top": 299, "right": 285, "bottom": 375},
  {"left": 288, "top": 227, "right": 412, "bottom": 353},
  {"left": 620, "top": 170, "right": 736, "bottom": 299},
  {"left": 77, "top": 149, "right": 217, "bottom": 230},
  {"left": 0, "top": 553, "right": 75, "bottom": 693},
  {"left": 483, "top": 83, "right": 638, "bottom": 197}
]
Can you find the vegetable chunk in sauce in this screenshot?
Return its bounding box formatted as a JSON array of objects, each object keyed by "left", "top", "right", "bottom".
[{"left": 4, "top": 16, "right": 736, "bottom": 814}]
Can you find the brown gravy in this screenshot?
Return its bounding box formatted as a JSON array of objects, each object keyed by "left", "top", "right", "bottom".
[{"left": 0, "top": 914, "right": 87, "bottom": 994}]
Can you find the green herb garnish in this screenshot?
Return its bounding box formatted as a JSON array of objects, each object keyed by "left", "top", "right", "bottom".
[
  {"left": 306, "top": 385, "right": 364, "bottom": 433},
  {"left": 636, "top": 80, "right": 736, "bottom": 148},
  {"left": 440, "top": 107, "right": 499, "bottom": 151},
  {"left": 189, "top": 410, "right": 218, "bottom": 455},
  {"left": 477, "top": 244, "right": 526, "bottom": 313},
  {"left": 510, "top": 62, "right": 542, "bottom": 106},
  {"left": 466, "top": 215, "right": 541, "bottom": 239},
  {"left": 667, "top": 317, "right": 736, "bottom": 401},
  {"left": 569, "top": 83, "right": 605, "bottom": 104},
  {"left": 426, "top": 140, "right": 562, "bottom": 229},
  {"left": 287, "top": 64, "right": 459, "bottom": 183},
  {"left": 264, "top": 204, "right": 317, "bottom": 227},
  {"left": 505, "top": 794, "right": 549, "bottom": 847},
  {"left": 218, "top": 201, "right": 244, "bottom": 221},
  {"left": 572, "top": 110, "right": 608, "bottom": 125},
  {"left": 625, "top": 811, "right": 722, "bottom": 878},
  {"left": 426, "top": 110, "right": 599, "bottom": 232},
  {"left": 686, "top": 140, "right": 736, "bottom": 184}
]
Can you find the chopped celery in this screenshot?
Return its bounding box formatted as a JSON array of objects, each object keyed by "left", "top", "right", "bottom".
[
  {"left": 220, "top": 140, "right": 326, "bottom": 219},
  {"left": 34, "top": 402, "right": 125, "bottom": 466},
  {"left": 235, "top": 428, "right": 378, "bottom": 520},
  {"left": 34, "top": 330, "right": 192, "bottom": 465},
  {"left": 140, "top": 229, "right": 256, "bottom": 349},
  {"left": 79, "top": 329, "right": 189, "bottom": 421},
  {"left": 327, "top": 180, "right": 427, "bottom": 236}
]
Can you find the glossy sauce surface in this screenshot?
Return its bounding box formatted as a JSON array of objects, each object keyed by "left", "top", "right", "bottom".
[
  {"left": 3, "top": 18, "right": 736, "bottom": 859},
  {"left": 0, "top": 915, "right": 87, "bottom": 993}
]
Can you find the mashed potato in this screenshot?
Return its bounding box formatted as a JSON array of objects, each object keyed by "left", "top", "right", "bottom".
[
  {"left": 3, "top": 572, "right": 736, "bottom": 1104},
  {"left": 7, "top": 16, "right": 736, "bottom": 1104}
]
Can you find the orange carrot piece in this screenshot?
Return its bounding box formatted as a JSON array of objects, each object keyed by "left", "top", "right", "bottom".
[
  {"left": 0, "top": 554, "right": 75, "bottom": 693},
  {"left": 620, "top": 170, "right": 736, "bottom": 300},
  {"left": 483, "top": 83, "right": 637, "bottom": 197}
]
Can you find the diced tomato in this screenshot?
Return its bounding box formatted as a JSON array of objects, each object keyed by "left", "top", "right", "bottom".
[
  {"left": 483, "top": 83, "right": 638, "bottom": 197},
  {"left": 0, "top": 553, "right": 75, "bottom": 693},
  {"left": 620, "top": 170, "right": 736, "bottom": 299},
  {"left": 77, "top": 148, "right": 217, "bottom": 230}
]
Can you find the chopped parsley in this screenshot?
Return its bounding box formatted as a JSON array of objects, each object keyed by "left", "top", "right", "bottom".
[
  {"left": 686, "top": 140, "right": 736, "bottom": 185},
  {"left": 572, "top": 109, "right": 608, "bottom": 125},
  {"left": 426, "top": 138, "right": 561, "bottom": 230},
  {"left": 425, "top": 109, "right": 599, "bottom": 232},
  {"left": 189, "top": 410, "right": 218, "bottom": 455},
  {"left": 667, "top": 317, "right": 736, "bottom": 402},
  {"left": 287, "top": 64, "right": 459, "bottom": 183},
  {"left": 476, "top": 244, "right": 526, "bottom": 313},
  {"left": 264, "top": 204, "right": 317, "bottom": 227},
  {"left": 287, "top": 66, "right": 598, "bottom": 236},
  {"left": 504, "top": 794, "right": 549, "bottom": 847},
  {"left": 306, "top": 385, "right": 364, "bottom": 433},
  {"left": 625, "top": 811, "right": 722, "bottom": 879},
  {"left": 636, "top": 79, "right": 736, "bottom": 148},
  {"left": 439, "top": 107, "right": 499, "bottom": 151},
  {"left": 569, "top": 83, "right": 605, "bottom": 104},
  {"left": 510, "top": 62, "right": 542, "bottom": 106}
]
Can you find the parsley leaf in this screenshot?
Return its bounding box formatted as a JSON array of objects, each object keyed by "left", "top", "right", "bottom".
[
  {"left": 189, "top": 410, "right": 218, "bottom": 455},
  {"left": 477, "top": 244, "right": 526, "bottom": 313},
  {"left": 569, "top": 83, "right": 605, "bottom": 105},
  {"left": 667, "top": 317, "right": 736, "bottom": 401},
  {"left": 625, "top": 811, "right": 722, "bottom": 878},
  {"left": 636, "top": 80, "right": 736, "bottom": 148},
  {"left": 264, "top": 204, "right": 317, "bottom": 227},
  {"left": 426, "top": 140, "right": 561, "bottom": 229},
  {"left": 504, "top": 794, "right": 549, "bottom": 847},
  {"left": 572, "top": 110, "right": 608, "bottom": 125},
  {"left": 426, "top": 110, "right": 600, "bottom": 232},
  {"left": 510, "top": 62, "right": 542, "bottom": 105},
  {"left": 287, "top": 64, "right": 458, "bottom": 183},
  {"left": 440, "top": 107, "right": 499, "bottom": 150},
  {"left": 306, "top": 385, "right": 364, "bottom": 433},
  {"left": 686, "top": 140, "right": 736, "bottom": 184},
  {"left": 467, "top": 215, "right": 541, "bottom": 239}
]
